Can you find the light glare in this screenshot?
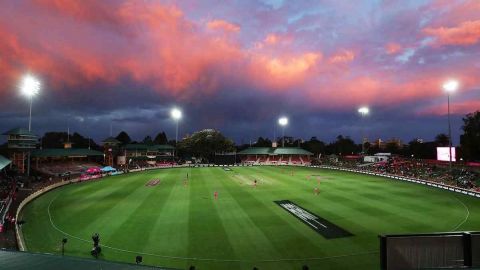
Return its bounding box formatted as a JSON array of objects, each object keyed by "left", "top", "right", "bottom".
[
  {"left": 20, "top": 75, "right": 40, "bottom": 97},
  {"left": 171, "top": 108, "right": 182, "bottom": 120},
  {"left": 443, "top": 79, "right": 459, "bottom": 93},
  {"left": 358, "top": 106, "right": 369, "bottom": 115},
  {"left": 278, "top": 117, "right": 288, "bottom": 126}
]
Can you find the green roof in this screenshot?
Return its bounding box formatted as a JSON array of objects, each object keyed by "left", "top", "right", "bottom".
[
  {"left": 102, "top": 137, "right": 121, "bottom": 144},
  {"left": 273, "top": 148, "right": 313, "bottom": 155},
  {"left": 237, "top": 147, "right": 273, "bottom": 155},
  {"left": 237, "top": 147, "right": 312, "bottom": 155},
  {"left": 0, "top": 250, "right": 176, "bottom": 270},
  {"left": 0, "top": 155, "right": 11, "bottom": 170},
  {"left": 124, "top": 144, "right": 174, "bottom": 151},
  {"left": 31, "top": 148, "right": 104, "bottom": 158},
  {"left": 3, "top": 127, "right": 36, "bottom": 137}
]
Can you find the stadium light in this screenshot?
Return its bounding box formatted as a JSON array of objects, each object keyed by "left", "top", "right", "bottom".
[
  {"left": 358, "top": 106, "right": 369, "bottom": 116},
  {"left": 171, "top": 108, "right": 182, "bottom": 120},
  {"left": 442, "top": 79, "right": 459, "bottom": 93},
  {"left": 278, "top": 117, "right": 288, "bottom": 126},
  {"left": 278, "top": 117, "right": 288, "bottom": 147},
  {"left": 20, "top": 75, "right": 41, "bottom": 131},
  {"left": 358, "top": 106, "right": 369, "bottom": 154},
  {"left": 442, "top": 79, "right": 459, "bottom": 176},
  {"left": 171, "top": 108, "right": 182, "bottom": 157}
]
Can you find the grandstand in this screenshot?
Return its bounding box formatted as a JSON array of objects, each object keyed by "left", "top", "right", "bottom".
[
  {"left": 0, "top": 155, "right": 13, "bottom": 231},
  {"left": 237, "top": 147, "right": 312, "bottom": 165},
  {"left": 120, "top": 144, "right": 175, "bottom": 168},
  {"left": 31, "top": 148, "right": 103, "bottom": 177}
]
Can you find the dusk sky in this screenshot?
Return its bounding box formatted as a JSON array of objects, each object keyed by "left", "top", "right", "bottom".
[{"left": 1, "top": 0, "right": 479, "bottom": 145}]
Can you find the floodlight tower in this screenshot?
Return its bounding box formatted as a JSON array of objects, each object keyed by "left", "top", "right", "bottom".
[
  {"left": 358, "top": 106, "right": 369, "bottom": 154},
  {"left": 278, "top": 117, "right": 288, "bottom": 147},
  {"left": 20, "top": 75, "right": 41, "bottom": 131},
  {"left": 443, "top": 79, "right": 459, "bottom": 175},
  {"left": 171, "top": 108, "right": 182, "bottom": 157}
]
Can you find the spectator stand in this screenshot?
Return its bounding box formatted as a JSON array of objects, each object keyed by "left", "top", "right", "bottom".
[{"left": 237, "top": 147, "right": 313, "bottom": 166}]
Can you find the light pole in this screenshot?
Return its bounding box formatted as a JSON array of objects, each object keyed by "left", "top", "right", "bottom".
[
  {"left": 20, "top": 75, "right": 40, "bottom": 177},
  {"left": 278, "top": 117, "right": 288, "bottom": 147},
  {"left": 20, "top": 75, "right": 41, "bottom": 131},
  {"left": 171, "top": 108, "right": 182, "bottom": 157},
  {"left": 443, "top": 79, "right": 459, "bottom": 176},
  {"left": 358, "top": 106, "right": 369, "bottom": 154}
]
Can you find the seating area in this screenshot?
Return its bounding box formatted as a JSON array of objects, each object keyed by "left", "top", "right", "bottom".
[
  {"left": 240, "top": 154, "right": 311, "bottom": 165},
  {"left": 325, "top": 157, "right": 479, "bottom": 191},
  {"left": 0, "top": 173, "right": 16, "bottom": 229},
  {"left": 156, "top": 161, "right": 175, "bottom": 167},
  {"left": 35, "top": 161, "right": 101, "bottom": 177}
]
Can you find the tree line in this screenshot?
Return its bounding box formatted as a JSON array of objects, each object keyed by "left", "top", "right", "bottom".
[{"left": 5, "top": 111, "right": 478, "bottom": 162}]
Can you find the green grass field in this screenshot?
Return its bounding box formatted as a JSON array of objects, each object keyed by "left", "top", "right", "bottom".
[{"left": 20, "top": 166, "right": 480, "bottom": 270}]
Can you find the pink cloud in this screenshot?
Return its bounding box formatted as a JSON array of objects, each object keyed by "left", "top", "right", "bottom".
[
  {"left": 206, "top": 19, "right": 240, "bottom": 32},
  {"left": 328, "top": 50, "right": 355, "bottom": 64},
  {"left": 424, "top": 20, "right": 480, "bottom": 46},
  {"left": 385, "top": 43, "right": 402, "bottom": 54},
  {"left": 417, "top": 100, "right": 480, "bottom": 116}
]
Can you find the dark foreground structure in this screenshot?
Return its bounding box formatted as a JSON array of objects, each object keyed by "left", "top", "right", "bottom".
[
  {"left": 0, "top": 249, "right": 177, "bottom": 270},
  {"left": 380, "top": 231, "right": 480, "bottom": 270}
]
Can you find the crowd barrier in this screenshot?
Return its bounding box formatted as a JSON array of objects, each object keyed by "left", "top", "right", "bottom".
[{"left": 317, "top": 165, "right": 480, "bottom": 198}]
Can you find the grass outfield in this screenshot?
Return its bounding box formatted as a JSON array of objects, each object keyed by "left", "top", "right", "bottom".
[{"left": 20, "top": 166, "right": 480, "bottom": 270}]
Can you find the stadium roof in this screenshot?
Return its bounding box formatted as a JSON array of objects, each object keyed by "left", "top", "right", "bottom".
[
  {"left": 0, "top": 155, "right": 11, "bottom": 170},
  {"left": 237, "top": 147, "right": 312, "bottom": 155},
  {"left": 124, "top": 144, "right": 174, "bottom": 151},
  {"left": 31, "top": 148, "right": 104, "bottom": 158},
  {"left": 0, "top": 250, "right": 176, "bottom": 270},
  {"left": 3, "top": 127, "right": 36, "bottom": 137}
]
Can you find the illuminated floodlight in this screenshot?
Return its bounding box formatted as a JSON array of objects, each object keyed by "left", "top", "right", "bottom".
[
  {"left": 20, "top": 75, "right": 41, "bottom": 97},
  {"left": 278, "top": 117, "right": 288, "bottom": 126},
  {"left": 443, "top": 79, "right": 459, "bottom": 93},
  {"left": 171, "top": 108, "right": 182, "bottom": 120},
  {"left": 358, "top": 106, "right": 369, "bottom": 115}
]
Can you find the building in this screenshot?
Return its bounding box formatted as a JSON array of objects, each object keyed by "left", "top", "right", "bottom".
[
  {"left": 120, "top": 144, "right": 175, "bottom": 167},
  {"left": 101, "top": 137, "right": 121, "bottom": 167},
  {"left": 2, "top": 128, "right": 37, "bottom": 174}
]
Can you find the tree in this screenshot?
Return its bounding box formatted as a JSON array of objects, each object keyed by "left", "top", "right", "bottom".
[
  {"left": 254, "top": 137, "right": 272, "bottom": 147},
  {"left": 154, "top": 132, "right": 168, "bottom": 145},
  {"left": 407, "top": 139, "right": 436, "bottom": 159},
  {"left": 177, "top": 129, "right": 235, "bottom": 161},
  {"left": 325, "top": 135, "right": 359, "bottom": 155},
  {"left": 435, "top": 133, "right": 450, "bottom": 147},
  {"left": 460, "top": 111, "right": 480, "bottom": 161},
  {"left": 115, "top": 131, "right": 131, "bottom": 145},
  {"left": 385, "top": 141, "right": 400, "bottom": 154},
  {"left": 142, "top": 136, "right": 153, "bottom": 144},
  {"left": 302, "top": 137, "right": 325, "bottom": 156},
  {"left": 40, "top": 131, "right": 98, "bottom": 149}
]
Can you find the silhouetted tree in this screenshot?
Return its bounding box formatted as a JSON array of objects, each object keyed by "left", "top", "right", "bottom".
[
  {"left": 154, "top": 132, "right": 168, "bottom": 144},
  {"left": 115, "top": 131, "right": 131, "bottom": 145},
  {"left": 325, "top": 135, "right": 359, "bottom": 155},
  {"left": 460, "top": 111, "right": 480, "bottom": 161},
  {"left": 177, "top": 129, "right": 235, "bottom": 161},
  {"left": 254, "top": 137, "right": 272, "bottom": 147},
  {"left": 435, "top": 133, "right": 450, "bottom": 147},
  {"left": 302, "top": 137, "right": 325, "bottom": 156},
  {"left": 142, "top": 136, "right": 153, "bottom": 144}
]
